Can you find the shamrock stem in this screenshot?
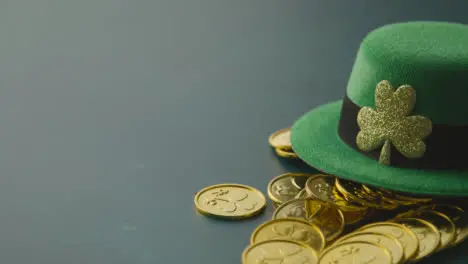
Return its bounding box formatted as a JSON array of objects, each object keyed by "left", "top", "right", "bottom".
[{"left": 379, "top": 140, "right": 391, "bottom": 165}]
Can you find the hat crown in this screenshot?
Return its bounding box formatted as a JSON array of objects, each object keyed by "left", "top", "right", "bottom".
[{"left": 346, "top": 21, "right": 468, "bottom": 125}]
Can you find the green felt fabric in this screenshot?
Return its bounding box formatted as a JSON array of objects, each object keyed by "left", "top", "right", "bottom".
[
  {"left": 291, "top": 100, "right": 468, "bottom": 196},
  {"left": 346, "top": 21, "right": 468, "bottom": 125}
]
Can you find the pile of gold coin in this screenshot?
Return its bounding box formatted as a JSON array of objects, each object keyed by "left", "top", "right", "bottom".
[
  {"left": 258, "top": 172, "right": 468, "bottom": 263},
  {"left": 268, "top": 127, "right": 298, "bottom": 159},
  {"left": 194, "top": 128, "right": 468, "bottom": 264}
]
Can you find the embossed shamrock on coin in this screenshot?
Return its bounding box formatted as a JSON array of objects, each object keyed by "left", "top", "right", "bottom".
[
  {"left": 306, "top": 174, "right": 366, "bottom": 211},
  {"left": 242, "top": 239, "right": 318, "bottom": 264},
  {"left": 419, "top": 204, "right": 468, "bottom": 247},
  {"left": 267, "top": 173, "right": 312, "bottom": 205},
  {"left": 250, "top": 218, "right": 326, "bottom": 252},
  {"left": 397, "top": 209, "right": 456, "bottom": 250},
  {"left": 333, "top": 232, "right": 404, "bottom": 264},
  {"left": 194, "top": 183, "right": 266, "bottom": 219},
  {"left": 306, "top": 174, "right": 369, "bottom": 225},
  {"left": 319, "top": 241, "right": 392, "bottom": 264},
  {"left": 390, "top": 218, "right": 440, "bottom": 261},
  {"left": 272, "top": 197, "right": 322, "bottom": 222},
  {"left": 357, "top": 222, "right": 418, "bottom": 261}
]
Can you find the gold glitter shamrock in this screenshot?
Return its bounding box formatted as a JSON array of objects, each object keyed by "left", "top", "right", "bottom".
[{"left": 356, "top": 80, "right": 432, "bottom": 165}]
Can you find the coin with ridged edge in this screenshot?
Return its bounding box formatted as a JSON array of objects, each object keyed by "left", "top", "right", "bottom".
[
  {"left": 274, "top": 147, "right": 298, "bottom": 159},
  {"left": 267, "top": 173, "right": 311, "bottom": 204},
  {"left": 305, "top": 174, "right": 367, "bottom": 212},
  {"left": 268, "top": 127, "right": 292, "bottom": 149},
  {"left": 397, "top": 209, "right": 456, "bottom": 251},
  {"left": 242, "top": 239, "right": 318, "bottom": 264},
  {"left": 307, "top": 204, "right": 345, "bottom": 242},
  {"left": 362, "top": 185, "right": 432, "bottom": 206},
  {"left": 335, "top": 178, "right": 398, "bottom": 210},
  {"left": 390, "top": 218, "right": 440, "bottom": 261},
  {"left": 292, "top": 174, "right": 314, "bottom": 189},
  {"left": 295, "top": 189, "right": 308, "bottom": 199},
  {"left": 272, "top": 197, "right": 323, "bottom": 222},
  {"left": 419, "top": 204, "right": 468, "bottom": 247},
  {"left": 357, "top": 222, "right": 418, "bottom": 261},
  {"left": 194, "top": 183, "right": 266, "bottom": 219},
  {"left": 250, "top": 218, "right": 326, "bottom": 252},
  {"left": 332, "top": 231, "right": 404, "bottom": 264},
  {"left": 319, "top": 241, "right": 392, "bottom": 264},
  {"left": 339, "top": 203, "right": 372, "bottom": 225}
]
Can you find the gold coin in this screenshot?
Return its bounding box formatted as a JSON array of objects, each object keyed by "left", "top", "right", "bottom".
[
  {"left": 308, "top": 205, "right": 345, "bottom": 242},
  {"left": 419, "top": 204, "right": 468, "bottom": 247},
  {"left": 295, "top": 189, "right": 308, "bottom": 199},
  {"left": 319, "top": 241, "right": 392, "bottom": 264},
  {"left": 397, "top": 209, "right": 456, "bottom": 250},
  {"left": 341, "top": 208, "right": 373, "bottom": 225},
  {"left": 357, "top": 222, "right": 418, "bottom": 261},
  {"left": 267, "top": 173, "right": 311, "bottom": 204},
  {"left": 274, "top": 147, "right": 298, "bottom": 159},
  {"left": 292, "top": 174, "right": 314, "bottom": 189},
  {"left": 250, "top": 218, "right": 326, "bottom": 252},
  {"left": 393, "top": 191, "right": 432, "bottom": 204},
  {"left": 453, "top": 211, "right": 468, "bottom": 246},
  {"left": 242, "top": 239, "right": 318, "bottom": 264},
  {"left": 272, "top": 201, "right": 281, "bottom": 209},
  {"left": 268, "top": 127, "right": 292, "bottom": 149},
  {"left": 194, "top": 183, "right": 266, "bottom": 219},
  {"left": 332, "top": 231, "right": 404, "bottom": 264},
  {"left": 305, "top": 174, "right": 367, "bottom": 211},
  {"left": 361, "top": 185, "right": 431, "bottom": 206},
  {"left": 335, "top": 178, "right": 398, "bottom": 210},
  {"left": 390, "top": 218, "right": 440, "bottom": 261},
  {"left": 272, "top": 197, "right": 323, "bottom": 222}
]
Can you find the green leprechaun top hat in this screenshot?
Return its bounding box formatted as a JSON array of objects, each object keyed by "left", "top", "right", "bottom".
[{"left": 291, "top": 21, "right": 468, "bottom": 197}]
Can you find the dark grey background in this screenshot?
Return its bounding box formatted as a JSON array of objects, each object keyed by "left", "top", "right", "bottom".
[{"left": 0, "top": 0, "right": 466, "bottom": 263}]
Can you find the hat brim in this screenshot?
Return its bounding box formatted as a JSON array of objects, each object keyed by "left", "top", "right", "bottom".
[{"left": 291, "top": 100, "right": 468, "bottom": 197}]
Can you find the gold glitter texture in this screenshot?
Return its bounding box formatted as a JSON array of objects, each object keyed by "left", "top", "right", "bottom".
[{"left": 356, "top": 80, "right": 432, "bottom": 165}]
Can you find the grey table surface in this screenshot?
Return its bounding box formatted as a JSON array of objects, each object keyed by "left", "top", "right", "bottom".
[{"left": 1, "top": 0, "right": 467, "bottom": 263}]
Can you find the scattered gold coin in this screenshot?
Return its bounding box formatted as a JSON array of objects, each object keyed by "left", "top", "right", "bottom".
[
  {"left": 332, "top": 231, "right": 405, "bottom": 264},
  {"left": 272, "top": 197, "right": 322, "bottom": 221},
  {"left": 242, "top": 239, "right": 318, "bottom": 264},
  {"left": 357, "top": 222, "right": 418, "bottom": 261},
  {"left": 268, "top": 127, "right": 292, "bottom": 149},
  {"left": 397, "top": 209, "right": 456, "bottom": 250},
  {"left": 250, "top": 218, "right": 326, "bottom": 252},
  {"left": 194, "top": 183, "right": 266, "bottom": 219},
  {"left": 390, "top": 217, "right": 440, "bottom": 261},
  {"left": 274, "top": 147, "right": 298, "bottom": 159},
  {"left": 306, "top": 174, "right": 366, "bottom": 211},
  {"left": 319, "top": 241, "right": 392, "bottom": 264},
  {"left": 267, "top": 173, "right": 311, "bottom": 204}
]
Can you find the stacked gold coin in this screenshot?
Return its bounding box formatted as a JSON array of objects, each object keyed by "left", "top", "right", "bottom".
[
  {"left": 195, "top": 128, "right": 468, "bottom": 263},
  {"left": 268, "top": 128, "right": 298, "bottom": 159},
  {"left": 241, "top": 172, "right": 468, "bottom": 263}
]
